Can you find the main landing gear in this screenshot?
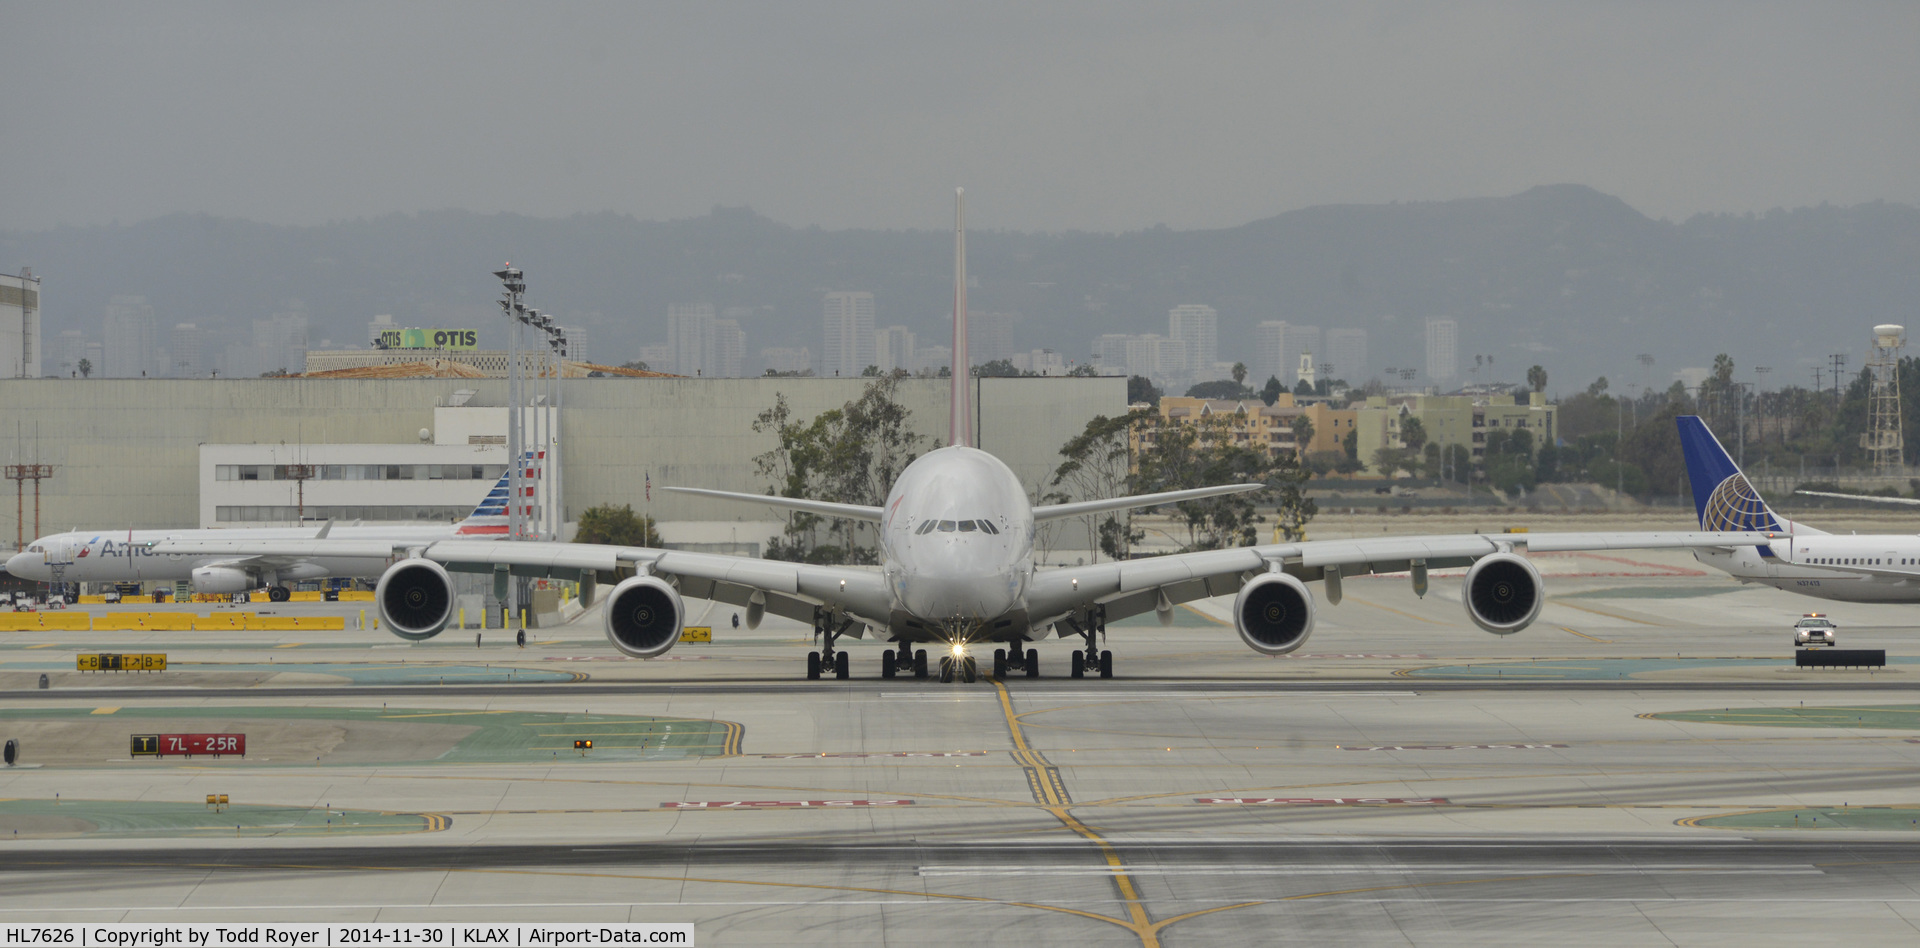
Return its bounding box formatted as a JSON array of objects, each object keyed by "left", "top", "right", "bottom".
[
  {"left": 267, "top": 586, "right": 291, "bottom": 603},
  {"left": 993, "top": 646, "right": 1041, "bottom": 679},
  {"left": 880, "top": 647, "right": 929, "bottom": 679},
  {"left": 806, "top": 609, "right": 855, "bottom": 681},
  {"left": 1065, "top": 606, "right": 1114, "bottom": 679}
]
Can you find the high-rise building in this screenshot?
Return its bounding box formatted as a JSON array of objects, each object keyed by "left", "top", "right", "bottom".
[
  {"left": 170, "top": 323, "right": 212, "bottom": 377},
  {"left": 667, "top": 302, "right": 715, "bottom": 376},
  {"left": 635, "top": 343, "right": 672, "bottom": 372},
  {"left": 711, "top": 319, "right": 745, "bottom": 378},
  {"left": 821, "top": 292, "right": 876, "bottom": 377},
  {"left": 102, "top": 294, "right": 156, "bottom": 378},
  {"left": 760, "top": 346, "right": 813, "bottom": 374},
  {"left": 1091, "top": 334, "right": 1134, "bottom": 374},
  {"left": 1326, "top": 328, "right": 1368, "bottom": 384},
  {"left": 52, "top": 330, "right": 88, "bottom": 378},
  {"left": 367, "top": 314, "right": 396, "bottom": 347},
  {"left": 1167, "top": 304, "right": 1218, "bottom": 379},
  {"left": 875, "top": 325, "right": 916, "bottom": 374},
  {"left": 249, "top": 307, "right": 310, "bottom": 376},
  {"left": 1251, "top": 321, "right": 1321, "bottom": 386},
  {"left": 1425, "top": 319, "right": 1459, "bottom": 385},
  {"left": 912, "top": 345, "right": 951, "bottom": 375},
  {"left": 970, "top": 312, "right": 1019, "bottom": 366},
  {"left": 0, "top": 270, "right": 42, "bottom": 378}
]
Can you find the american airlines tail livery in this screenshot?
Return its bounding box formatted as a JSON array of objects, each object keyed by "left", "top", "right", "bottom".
[
  {"left": 151, "top": 190, "right": 1764, "bottom": 680},
  {"left": 4, "top": 461, "right": 526, "bottom": 601}
]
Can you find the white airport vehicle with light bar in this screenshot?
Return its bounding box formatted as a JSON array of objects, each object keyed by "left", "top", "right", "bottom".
[
  {"left": 1793, "top": 614, "right": 1837, "bottom": 647},
  {"left": 152, "top": 190, "right": 1767, "bottom": 681}
]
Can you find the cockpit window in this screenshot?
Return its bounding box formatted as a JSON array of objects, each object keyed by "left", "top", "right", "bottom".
[
  {"left": 979, "top": 520, "right": 999, "bottom": 534},
  {"left": 915, "top": 521, "right": 936, "bottom": 535},
  {"left": 937, "top": 520, "right": 958, "bottom": 532},
  {"left": 957, "top": 520, "right": 978, "bottom": 533}
]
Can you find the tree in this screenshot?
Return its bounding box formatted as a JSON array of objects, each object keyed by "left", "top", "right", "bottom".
[
  {"left": 753, "top": 377, "right": 930, "bottom": 564},
  {"left": 1527, "top": 364, "right": 1547, "bottom": 393},
  {"left": 1132, "top": 412, "right": 1315, "bottom": 548},
  {"left": 621, "top": 360, "right": 651, "bottom": 373},
  {"left": 1231, "top": 362, "right": 1248, "bottom": 387},
  {"left": 1290, "top": 414, "right": 1314, "bottom": 456},
  {"left": 1185, "top": 379, "right": 1252, "bottom": 400},
  {"left": 976, "top": 358, "right": 1022, "bottom": 377},
  {"left": 1068, "top": 363, "right": 1099, "bottom": 377},
  {"left": 77, "top": 358, "right": 91, "bottom": 379},
  {"left": 574, "top": 504, "right": 660, "bottom": 547},
  {"left": 1051, "top": 410, "right": 1152, "bottom": 561},
  {"left": 1127, "top": 375, "right": 1161, "bottom": 406},
  {"left": 1292, "top": 378, "right": 1313, "bottom": 396},
  {"left": 1399, "top": 416, "right": 1427, "bottom": 452},
  {"left": 1260, "top": 375, "right": 1283, "bottom": 406},
  {"left": 1342, "top": 428, "right": 1358, "bottom": 461}
]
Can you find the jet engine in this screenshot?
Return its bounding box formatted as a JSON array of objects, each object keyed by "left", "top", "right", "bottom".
[
  {"left": 603, "top": 575, "right": 685, "bottom": 659},
  {"left": 1462, "top": 552, "right": 1544, "bottom": 635},
  {"left": 375, "top": 559, "right": 455, "bottom": 641},
  {"left": 1233, "top": 572, "right": 1315, "bottom": 655},
  {"left": 191, "top": 566, "right": 254, "bottom": 594}
]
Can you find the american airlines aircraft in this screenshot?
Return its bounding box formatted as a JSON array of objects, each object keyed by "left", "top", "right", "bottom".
[
  {"left": 152, "top": 190, "right": 1764, "bottom": 681},
  {"left": 4, "top": 463, "right": 524, "bottom": 601},
  {"left": 1679, "top": 414, "right": 1920, "bottom": 603}
]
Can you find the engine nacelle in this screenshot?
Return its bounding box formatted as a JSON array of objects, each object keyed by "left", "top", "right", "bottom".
[
  {"left": 604, "top": 575, "right": 685, "bottom": 659},
  {"left": 1462, "top": 552, "right": 1544, "bottom": 635},
  {"left": 1233, "top": 572, "right": 1315, "bottom": 655},
  {"left": 191, "top": 566, "right": 254, "bottom": 594},
  {"left": 376, "top": 559, "right": 455, "bottom": 641}
]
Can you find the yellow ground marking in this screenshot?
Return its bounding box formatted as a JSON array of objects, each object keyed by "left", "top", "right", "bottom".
[
  {"left": 1552, "top": 600, "right": 1659, "bottom": 625},
  {"left": 90, "top": 707, "right": 118, "bottom": 715},
  {"left": 1343, "top": 595, "right": 1442, "bottom": 624},
  {"left": 371, "top": 771, "right": 1024, "bottom": 808},
  {"left": 1561, "top": 626, "right": 1612, "bottom": 643},
  {"left": 380, "top": 710, "right": 524, "bottom": 719},
  {"left": 274, "top": 643, "right": 303, "bottom": 649},
  {"left": 1179, "top": 603, "right": 1229, "bottom": 626},
  {"left": 27, "top": 643, "right": 58, "bottom": 649}
]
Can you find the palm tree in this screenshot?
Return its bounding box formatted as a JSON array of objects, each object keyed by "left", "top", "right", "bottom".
[
  {"left": 1231, "top": 362, "right": 1248, "bottom": 387},
  {"left": 1527, "top": 364, "right": 1547, "bottom": 393}
]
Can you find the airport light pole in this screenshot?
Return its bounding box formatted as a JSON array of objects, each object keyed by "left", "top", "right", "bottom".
[{"left": 495, "top": 266, "right": 527, "bottom": 625}]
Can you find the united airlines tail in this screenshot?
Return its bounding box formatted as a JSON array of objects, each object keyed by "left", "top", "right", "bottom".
[{"left": 1674, "top": 415, "right": 1823, "bottom": 538}]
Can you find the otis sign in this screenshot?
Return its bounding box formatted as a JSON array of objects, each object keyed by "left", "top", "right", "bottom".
[{"left": 377, "top": 328, "right": 480, "bottom": 350}]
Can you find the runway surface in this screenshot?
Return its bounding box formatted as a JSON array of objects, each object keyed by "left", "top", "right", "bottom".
[{"left": 5, "top": 546, "right": 1920, "bottom": 944}]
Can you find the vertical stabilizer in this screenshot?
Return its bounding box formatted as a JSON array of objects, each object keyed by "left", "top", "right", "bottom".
[
  {"left": 1675, "top": 414, "right": 1820, "bottom": 538},
  {"left": 950, "top": 187, "right": 973, "bottom": 448}
]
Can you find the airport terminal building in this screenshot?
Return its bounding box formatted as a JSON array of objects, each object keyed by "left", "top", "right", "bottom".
[{"left": 0, "top": 375, "right": 1126, "bottom": 557}]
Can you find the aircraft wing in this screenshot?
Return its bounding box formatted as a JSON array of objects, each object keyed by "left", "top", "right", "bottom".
[
  {"left": 148, "top": 536, "right": 893, "bottom": 634},
  {"left": 661, "top": 486, "right": 884, "bottom": 523},
  {"left": 1795, "top": 490, "right": 1920, "bottom": 506},
  {"left": 1026, "top": 531, "right": 1770, "bottom": 627},
  {"left": 1032, "top": 483, "right": 1264, "bottom": 523}
]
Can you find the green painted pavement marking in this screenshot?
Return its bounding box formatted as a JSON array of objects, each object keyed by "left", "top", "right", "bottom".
[
  {"left": 0, "top": 661, "right": 577, "bottom": 683},
  {"left": 1648, "top": 705, "right": 1920, "bottom": 729},
  {"left": 1690, "top": 806, "right": 1920, "bottom": 831},
  {"left": 0, "top": 706, "right": 738, "bottom": 763},
  {"left": 0, "top": 799, "right": 440, "bottom": 838}
]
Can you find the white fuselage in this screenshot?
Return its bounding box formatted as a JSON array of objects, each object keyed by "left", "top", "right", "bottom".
[
  {"left": 879, "top": 446, "right": 1035, "bottom": 633},
  {"left": 4, "top": 525, "right": 453, "bottom": 587},
  {"left": 1696, "top": 533, "right": 1920, "bottom": 603}
]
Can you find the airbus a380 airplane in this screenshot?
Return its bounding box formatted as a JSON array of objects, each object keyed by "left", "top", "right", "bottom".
[
  {"left": 1679, "top": 414, "right": 1920, "bottom": 603},
  {"left": 154, "top": 191, "right": 1765, "bottom": 681},
  {"left": 5, "top": 463, "right": 525, "bottom": 601}
]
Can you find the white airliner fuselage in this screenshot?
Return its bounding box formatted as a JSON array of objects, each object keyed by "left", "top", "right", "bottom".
[
  {"left": 883, "top": 445, "right": 1035, "bottom": 624},
  {"left": 1696, "top": 538, "right": 1920, "bottom": 603}
]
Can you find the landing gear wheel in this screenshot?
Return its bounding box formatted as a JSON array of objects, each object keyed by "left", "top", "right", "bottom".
[
  {"left": 938, "top": 656, "right": 955, "bottom": 683},
  {"left": 993, "top": 649, "right": 1008, "bottom": 678},
  {"left": 913, "top": 649, "right": 929, "bottom": 679},
  {"left": 962, "top": 656, "right": 979, "bottom": 683},
  {"left": 834, "top": 651, "right": 850, "bottom": 679},
  {"left": 807, "top": 651, "right": 822, "bottom": 680},
  {"left": 1099, "top": 649, "right": 1113, "bottom": 679},
  {"left": 268, "top": 586, "right": 290, "bottom": 603},
  {"left": 1025, "top": 648, "right": 1040, "bottom": 678},
  {"left": 1070, "top": 649, "right": 1085, "bottom": 679},
  {"left": 881, "top": 649, "right": 897, "bottom": 679}
]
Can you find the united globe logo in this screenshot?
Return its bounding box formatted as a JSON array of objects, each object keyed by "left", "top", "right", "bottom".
[{"left": 1703, "top": 473, "right": 1778, "bottom": 533}]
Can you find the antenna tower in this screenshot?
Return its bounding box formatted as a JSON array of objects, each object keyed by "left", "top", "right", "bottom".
[{"left": 1866, "top": 325, "right": 1905, "bottom": 473}]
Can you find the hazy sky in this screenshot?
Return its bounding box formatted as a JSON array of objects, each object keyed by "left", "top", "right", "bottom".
[{"left": 4, "top": 2, "right": 1916, "bottom": 233}]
